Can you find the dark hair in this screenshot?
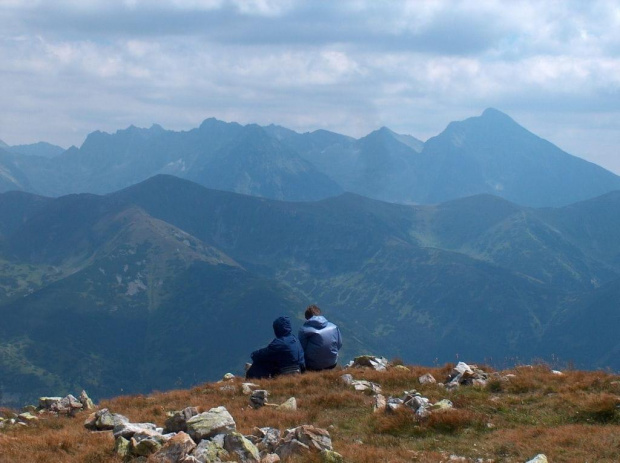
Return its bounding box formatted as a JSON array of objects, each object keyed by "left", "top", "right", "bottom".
[{"left": 305, "top": 304, "right": 321, "bottom": 319}]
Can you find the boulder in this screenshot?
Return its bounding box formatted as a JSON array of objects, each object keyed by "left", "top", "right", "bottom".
[
  {"left": 275, "top": 439, "right": 310, "bottom": 460},
  {"left": 351, "top": 380, "right": 382, "bottom": 394},
  {"left": 288, "top": 425, "right": 333, "bottom": 452},
  {"left": 261, "top": 454, "right": 281, "bottom": 463},
  {"left": 191, "top": 439, "right": 230, "bottom": 462},
  {"left": 242, "top": 383, "right": 259, "bottom": 395},
  {"left": 84, "top": 408, "right": 130, "bottom": 431},
  {"left": 340, "top": 374, "right": 353, "bottom": 385},
  {"left": 252, "top": 427, "right": 281, "bottom": 453},
  {"left": 17, "top": 412, "right": 38, "bottom": 423},
  {"left": 186, "top": 407, "right": 236, "bottom": 442},
  {"left": 224, "top": 431, "right": 260, "bottom": 462},
  {"left": 79, "top": 390, "right": 95, "bottom": 410},
  {"left": 131, "top": 436, "right": 163, "bottom": 457},
  {"left": 164, "top": 406, "right": 199, "bottom": 433},
  {"left": 222, "top": 373, "right": 236, "bottom": 381},
  {"left": 148, "top": 431, "right": 197, "bottom": 463},
  {"left": 431, "top": 399, "right": 454, "bottom": 411},
  {"left": 38, "top": 397, "right": 62, "bottom": 410},
  {"left": 114, "top": 436, "right": 131, "bottom": 457},
  {"left": 113, "top": 422, "right": 159, "bottom": 439}
]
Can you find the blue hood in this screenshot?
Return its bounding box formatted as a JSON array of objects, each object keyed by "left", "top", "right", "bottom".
[
  {"left": 273, "top": 316, "right": 292, "bottom": 337},
  {"left": 305, "top": 315, "right": 328, "bottom": 329}
]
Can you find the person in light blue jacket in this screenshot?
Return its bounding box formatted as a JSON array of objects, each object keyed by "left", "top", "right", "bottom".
[{"left": 298, "top": 305, "right": 342, "bottom": 371}]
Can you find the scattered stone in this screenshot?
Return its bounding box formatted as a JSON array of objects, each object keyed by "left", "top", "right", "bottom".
[
  {"left": 250, "top": 390, "right": 270, "bottom": 409},
  {"left": 276, "top": 397, "right": 297, "bottom": 411},
  {"left": 224, "top": 431, "right": 260, "bottom": 462},
  {"left": 525, "top": 455, "right": 548, "bottom": 463},
  {"left": 552, "top": 370, "right": 564, "bottom": 376},
  {"left": 373, "top": 394, "right": 387, "bottom": 413},
  {"left": 222, "top": 373, "right": 236, "bottom": 381},
  {"left": 164, "top": 407, "right": 199, "bottom": 433},
  {"left": 286, "top": 425, "right": 333, "bottom": 452},
  {"left": 22, "top": 405, "right": 37, "bottom": 414},
  {"left": 340, "top": 374, "right": 353, "bottom": 385},
  {"left": 350, "top": 355, "right": 389, "bottom": 371},
  {"left": 39, "top": 397, "right": 62, "bottom": 409},
  {"left": 446, "top": 362, "right": 489, "bottom": 388},
  {"left": 149, "top": 431, "right": 197, "bottom": 463},
  {"left": 431, "top": 399, "right": 454, "bottom": 411},
  {"left": 275, "top": 438, "right": 310, "bottom": 460},
  {"left": 131, "top": 436, "right": 163, "bottom": 457},
  {"left": 419, "top": 373, "right": 437, "bottom": 385},
  {"left": 351, "top": 379, "right": 382, "bottom": 394},
  {"left": 242, "top": 383, "right": 260, "bottom": 395},
  {"left": 186, "top": 406, "right": 236, "bottom": 442}
]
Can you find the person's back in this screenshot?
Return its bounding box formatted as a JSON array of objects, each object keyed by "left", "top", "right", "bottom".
[
  {"left": 246, "top": 316, "right": 305, "bottom": 379},
  {"left": 298, "top": 305, "right": 342, "bottom": 371}
]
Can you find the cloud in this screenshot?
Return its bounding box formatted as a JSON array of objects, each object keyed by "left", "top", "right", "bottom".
[{"left": 0, "top": 0, "right": 619, "bottom": 174}]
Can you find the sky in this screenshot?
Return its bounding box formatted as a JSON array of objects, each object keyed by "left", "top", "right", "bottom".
[{"left": 1, "top": 0, "right": 619, "bottom": 174}]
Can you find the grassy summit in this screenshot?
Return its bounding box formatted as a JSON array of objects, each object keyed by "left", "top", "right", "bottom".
[{"left": 0, "top": 362, "right": 619, "bottom": 462}]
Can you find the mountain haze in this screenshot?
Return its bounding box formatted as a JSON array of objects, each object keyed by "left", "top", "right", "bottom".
[
  {"left": 2, "top": 109, "right": 619, "bottom": 207},
  {"left": 1, "top": 175, "right": 619, "bottom": 405}
]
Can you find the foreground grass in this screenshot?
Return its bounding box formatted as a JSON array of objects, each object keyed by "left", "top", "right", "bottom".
[{"left": 0, "top": 363, "right": 619, "bottom": 462}]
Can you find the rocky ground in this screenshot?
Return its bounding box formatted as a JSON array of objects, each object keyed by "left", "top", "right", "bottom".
[{"left": 0, "top": 358, "right": 619, "bottom": 462}]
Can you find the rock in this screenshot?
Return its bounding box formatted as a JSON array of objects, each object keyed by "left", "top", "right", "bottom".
[
  {"left": 113, "top": 422, "right": 159, "bottom": 439},
  {"left": 38, "top": 397, "right": 62, "bottom": 410},
  {"left": 431, "top": 399, "right": 454, "bottom": 411},
  {"left": 253, "top": 427, "right": 281, "bottom": 453},
  {"left": 79, "top": 390, "right": 95, "bottom": 410},
  {"left": 276, "top": 397, "right": 297, "bottom": 411},
  {"left": 351, "top": 380, "right": 382, "bottom": 394},
  {"left": 340, "top": 374, "right": 353, "bottom": 385},
  {"left": 222, "top": 373, "right": 236, "bottom": 381},
  {"left": 250, "top": 390, "right": 270, "bottom": 409},
  {"left": 84, "top": 408, "right": 130, "bottom": 431},
  {"left": 321, "top": 449, "right": 344, "bottom": 463},
  {"left": 17, "top": 412, "right": 38, "bottom": 423},
  {"left": 191, "top": 439, "right": 230, "bottom": 462},
  {"left": 131, "top": 437, "right": 163, "bottom": 457},
  {"left": 181, "top": 457, "right": 201, "bottom": 463},
  {"left": 242, "top": 383, "right": 259, "bottom": 395},
  {"left": 419, "top": 373, "right": 437, "bottom": 385},
  {"left": 22, "top": 405, "right": 37, "bottom": 414},
  {"left": 386, "top": 397, "right": 403, "bottom": 412},
  {"left": 261, "top": 454, "right": 280, "bottom": 463},
  {"left": 148, "top": 431, "right": 197, "bottom": 463},
  {"left": 275, "top": 439, "right": 310, "bottom": 460},
  {"left": 164, "top": 406, "right": 199, "bottom": 433},
  {"left": 115, "top": 436, "right": 131, "bottom": 457},
  {"left": 394, "top": 365, "right": 410, "bottom": 372},
  {"left": 525, "top": 455, "right": 548, "bottom": 463},
  {"left": 186, "top": 406, "right": 236, "bottom": 442},
  {"left": 288, "top": 425, "right": 333, "bottom": 452},
  {"left": 351, "top": 355, "right": 389, "bottom": 371},
  {"left": 224, "top": 431, "right": 260, "bottom": 462},
  {"left": 552, "top": 370, "right": 564, "bottom": 376},
  {"left": 373, "top": 394, "right": 386, "bottom": 413}
]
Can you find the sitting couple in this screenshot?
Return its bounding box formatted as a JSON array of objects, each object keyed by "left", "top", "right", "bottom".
[{"left": 246, "top": 305, "right": 342, "bottom": 379}]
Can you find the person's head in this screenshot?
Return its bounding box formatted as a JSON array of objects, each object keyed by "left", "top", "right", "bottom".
[
  {"left": 304, "top": 304, "right": 322, "bottom": 320},
  {"left": 273, "top": 316, "right": 292, "bottom": 337}
]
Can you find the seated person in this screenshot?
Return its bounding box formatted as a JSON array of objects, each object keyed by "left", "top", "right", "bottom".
[
  {"left": 298, "top": 305, "right": 342, "bottom": 371},
  {"left": 246, "top": 316, "right": 305, "bottom": 379}
]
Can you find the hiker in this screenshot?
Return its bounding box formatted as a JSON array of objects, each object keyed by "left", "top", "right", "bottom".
[
  {"left": 246, "top": 316, "right": 305, "bottom": 379},
  {"left": 298, "top": 305, "right": 342, "bottom": 371}
]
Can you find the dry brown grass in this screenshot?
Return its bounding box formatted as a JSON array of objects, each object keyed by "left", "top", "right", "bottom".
[{"left": 0, "top": 364, "right": 619, "bottom": 462}]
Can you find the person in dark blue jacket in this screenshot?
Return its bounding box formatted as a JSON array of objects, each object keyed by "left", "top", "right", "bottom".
[
  {"left": 246, "top": 316, "right": 305, "bottom": 379},
  {"left": 298, "top": 305, "right": 342, "bottom": 371}
]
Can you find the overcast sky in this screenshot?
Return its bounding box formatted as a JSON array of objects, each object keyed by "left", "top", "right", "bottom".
[{"left": 1, "top": 0, "right": 619, "bottom": 173}]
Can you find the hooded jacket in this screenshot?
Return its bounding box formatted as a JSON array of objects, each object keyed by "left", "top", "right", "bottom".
[
  {"left": 298, "top": 315, "right": 342, "bottom": 370},
  {"left": 250, "top": 316, "right": 305, "bottom": 376}
]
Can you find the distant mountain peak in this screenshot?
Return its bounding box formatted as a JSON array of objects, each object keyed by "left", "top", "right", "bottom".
[{"left": 0, "top": 139, "right": 9, "bottom": 149}]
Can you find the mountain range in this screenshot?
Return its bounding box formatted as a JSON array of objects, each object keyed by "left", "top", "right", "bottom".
[
  {"left": 2, "top": 108, "right": 620, "bottom": 206},
  {"left": 1, "top": 175, "right": 619, "bottom": 406}
]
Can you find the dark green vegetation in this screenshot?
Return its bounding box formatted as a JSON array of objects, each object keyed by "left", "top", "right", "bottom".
[
  {"left": 1, "top": 175, "right": 619, "bottom": 406},
  {"left": 2, "top": 109, "right": 620, "bottom": 206}
]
